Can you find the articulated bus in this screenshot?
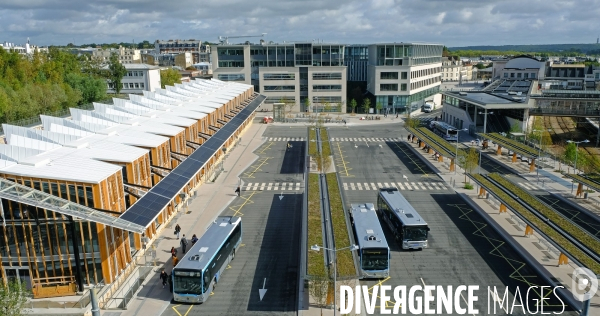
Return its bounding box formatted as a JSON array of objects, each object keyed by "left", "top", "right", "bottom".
[
  {"left": 430, "top": 121, "right": 458, "bottom": 141},
  {"left": 377, "top": 188, "right": 429, "bottom": 250},
  {"left": 172, "top": 216, "right": 242, "bottom": 303},
  {"left": 350, "top": 203, "right": 390, "bottom": 278}
]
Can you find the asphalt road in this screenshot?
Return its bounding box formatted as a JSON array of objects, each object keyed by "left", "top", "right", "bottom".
[
  {"left": 328, "top": 123, "right": 576, "bottom": 315},
  {"left": 162, "top": 126, "right": 306, "bottom": 316}
]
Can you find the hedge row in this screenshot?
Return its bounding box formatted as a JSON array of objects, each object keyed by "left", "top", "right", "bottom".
[
  {"left": 472, "top": 173, "right": 600, "bottom": 274},
  {"left": 307, "top": 173, "right": 326, "bottom": 276},
  {"left": 488, "top": 173, "right": 600, "bottom": 257},
  {"left": 320, "top": 128, "right": 331, "bottom": 157},
  {"left": 485, "top": 133, "right": 538, "bottom": 156},
  {"left": 308, "top": 128, "right": 317, "bottom": 156}
]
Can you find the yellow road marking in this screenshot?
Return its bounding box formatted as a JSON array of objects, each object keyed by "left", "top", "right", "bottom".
[
  {"left": 183, "top": 304, "right": 194, "bottom": 316},
  {"left": 335, "top": 141, "right": 354, "bottom": 177},
  {"left": 172, "top": 305, "right": 182, "bottom": 316},
  {"left": 365, "top": 277, "right": 397, "bottom": 309},
  {"left": 243, "top": 157, "right": 271, "bottom": 178},
  {"left": 258, "top": 142, "right": 274, "bottom": 154},
  {"left": 228, "top": 191, "right": 259, "bottom": 217},
  {"left": 226, "top": 264, "right": 231, "bottom": 269},
  {"left": 392, "top": 142, "right": 429, "bottom": 177}
]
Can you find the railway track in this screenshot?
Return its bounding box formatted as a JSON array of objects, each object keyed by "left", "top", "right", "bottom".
[{"left": 542, "top": 116, "right": 600, "bottom": 157}]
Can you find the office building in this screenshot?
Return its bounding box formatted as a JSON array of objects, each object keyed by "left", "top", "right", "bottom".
[
  {"left": 105, "top": 64, "right": 162, "bottom": 94},
  {"left": 155, "top": 39, "right": 211, "bottom": 64},
  {"left": 212, "top": 42, "right": 347, "bottom": 112}
]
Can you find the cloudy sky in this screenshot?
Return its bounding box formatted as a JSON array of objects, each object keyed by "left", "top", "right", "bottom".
[{"left": 1, "top": 0, "right": 599, "bottom": 47}]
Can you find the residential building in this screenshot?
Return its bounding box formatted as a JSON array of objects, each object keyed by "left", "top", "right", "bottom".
[
  {"left": 142, "top": 52, "right": 193, "bottom": 69},
  {"left": 0, "top": 79, "right": 261, "bottom": 299},
  {"left": 105, "top": 64, "right": 162, "bottom": 94},
  {"left": 367, "top": 43, "right": 443, "bottom": 114},
  {"left": 441, "top": 56, "right": 468, "bottom": 82},
  {"left": 118, "top": 46, "right": 141, "bottom": 64},
  {"left": 155, "top": 39, "right": 211, "bottom": 64},
  {"left": 211, "top": 43, "right": 347, "bottom": 112}
]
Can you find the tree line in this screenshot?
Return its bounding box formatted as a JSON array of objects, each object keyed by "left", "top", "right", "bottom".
[{"left": 0, "top": 47, "right": 109, "bottom": 124}]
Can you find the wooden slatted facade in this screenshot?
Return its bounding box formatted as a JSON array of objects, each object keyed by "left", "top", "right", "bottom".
[{"left": 0, "top": 84, "right": 257, "bottom": 298}]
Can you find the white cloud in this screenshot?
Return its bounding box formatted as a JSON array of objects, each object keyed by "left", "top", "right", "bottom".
[{"left": 0, "top": 0, "right": 599, "bottom": 46}]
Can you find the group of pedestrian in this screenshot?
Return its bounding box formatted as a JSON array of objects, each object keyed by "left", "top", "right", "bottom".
[{"left": 162, "top": 224, "right": 201, "bottom": 292}]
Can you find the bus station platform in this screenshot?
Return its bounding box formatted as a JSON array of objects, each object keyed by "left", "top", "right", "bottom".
[{"left": 403, "top": 136, "right": 600, "bottom": 314}]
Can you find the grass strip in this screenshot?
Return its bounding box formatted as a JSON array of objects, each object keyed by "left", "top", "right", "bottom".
[
  {"left": 320, "top": 128, "right": 331, "bottom": 157},
  {"left": 326, "top": 173, "right": 355, "bottom": 277},
  {"left": 308, "top": 127, "right": 317, "bottom": 156},
  {"left": 416, "top": 127, "right": 467, "bottom": 157},
  {"left": 405, "top": 127, "right": 455, "bottom": 157},
  {"left": 483, "top": 133, "right": 539, "bottom": 156},
  {"left": 472, "top": 173, "right": 600, "bottom": 274},
  {"left": 307, "top": 173, "right": 326, "bottom": 276},
  {"left": 565, "top": 173, "right": 600, "bottom": 193}
]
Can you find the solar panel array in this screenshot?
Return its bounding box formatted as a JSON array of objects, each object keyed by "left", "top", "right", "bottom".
[{"left": 119, "top": 95, "right": 265, "bottom": 227}]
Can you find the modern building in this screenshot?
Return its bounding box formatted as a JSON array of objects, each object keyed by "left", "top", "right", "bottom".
[
  {"left": 367, "top": 43, "right": 443, "bottom": 114},
  {"left": 92, "top": 46, "right": 141, "bottom": 64},
  {"left": 0, "top": 79, "right": 262, "bottom": 300},
  {"left": 211, "top": 42, "right": 347, "bottom": 112},
  {"left": 211, "top": 41, "right": 444, "bottom": 114},
  {"left": 106, "top": 64, "right": 162, "bottom": 94},
  {"left": 155, "top": 39, "right": 211, "bottom": 64}
]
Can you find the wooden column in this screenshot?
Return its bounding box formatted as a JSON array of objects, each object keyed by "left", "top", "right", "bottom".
[
  {"left": 449, "top": 158, "right": 455, "bottom": 172},
  {"left": 499, "top": 203, "right": 507, "bottom": 213},
  {"left": 512, "top": 152, "right": 517, "bottom": 163},
  {"left": 496, "top": 145, "right": 502, "bottom": 155},
  {"left": 525, "top": 225, "right": 534, "bottom": 237},
  {"left": 529, "top": 158, "right": 536, "bottom": 172},
  {"left": 576, "top": 183, "right": 584, "bottom": 197},
  {"left": 558, "top": 253, "right": 569, "bottom": 265}
]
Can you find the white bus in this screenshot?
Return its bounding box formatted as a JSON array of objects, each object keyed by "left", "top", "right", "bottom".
[
  {"left": 350, "top": 203, "right": 390, "bottom": 279},
  {"left": 430, "top": 121, "right": 458, "bottom": 141},
  {"left": 378, "top": 188, "right": 429, "bottom": 250},
  {"left": 172, "top": 216, "right": 242, "bottom": 303}
]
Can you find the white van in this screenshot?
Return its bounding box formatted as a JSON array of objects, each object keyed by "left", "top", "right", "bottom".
[{"left": 423, "top": 102, "right": 434, "bottom": 113}]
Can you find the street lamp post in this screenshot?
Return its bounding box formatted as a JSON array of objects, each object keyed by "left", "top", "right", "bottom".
[
  {"left": 311, "top": 244, "right": 359, "bottom": 316},
  {"left": 455, "top": 128, "right": 469, "bottom": 175},
  {"left": 532, "top": 129, "right": 551, "bottom": 182},
  {"left": 566, "top": 139, "right": 590, "bottom": 193},
  {"left": 477, "top": 110, "right": 493, "bottom": 173}
]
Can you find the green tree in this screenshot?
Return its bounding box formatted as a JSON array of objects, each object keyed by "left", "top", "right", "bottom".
[
  {"left": 107, "top": 53, "right": 126, "bottom": 94},
  {"left": 65, "top": 73, "right": 107, "bottom": 105},
  {"left": 376, "top": 101, "right": 383, "bottom": 115},
  {"left": 509, "top": 122, "right": 522, "bottom": 133},
  {"left": 160, "top": 68, "right": 181, "bottom": 89},
  {"left": 458, "top": 147, "right": 479, "bottom": 183},
  {"left": 0, "top": 279, "right": 30, "bottom": 316},
  {"left": 349, "top": 98, "right": 357, "bottom": 114},
  {"left": 563, "top": 142, "right": 577, "bottom": 170},
  {"left": 303, "top": 98, "right": 311, "bottom": 113},
  {"left": 361, "top": 98, "right": 371, "bottom": 114},
  {"left": 323, "top": 102, "right": 331, "bottom": 114}
]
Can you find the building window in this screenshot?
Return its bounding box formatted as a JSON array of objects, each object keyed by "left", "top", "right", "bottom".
[
  {"left": 265, "top": 96, "right": 296, "bottom": 103},
  {"left": 530, "top": 73, "right": 536, "bottom": 78},
  {"left": 218, "top": 61, "right": 244, "bottom": 68},
  {"left": 123, "top": 83, "right": 127, "bottom": 89},
  {"left": 263, "top": 73, "right": 296, "bottom": 80},
  {"left": 380, "top": 84, "right": 398, "bottom": 91},
  {"left": 524, "top": 73, "right": 529, "bottom": 78},
  {"left": 140, "top": 83, "right": 145, "bottom": 89},
  {"left": 313, "top": 96, "right": 342, "bottom": 103},
  {"left": 129, "top": 83, "right": 134, "bottom": 89},
  {"left": 503, "top": 73, "right": 509, "bottom": 78},
  {"left": 313, "top": 85, "right": 342, "bottom": 92},
  {"left": 128, "top": 71, "right": 133, "bottom": 77},
  {"left": 217, "top": 74, "right": 246, "bottom": 81},
  {"left": 135, "top": 83, "right": 139, "bottom": 88},
  {"left": 380, "top": 72, "right": 398, "bottom": 80},
  {"left": 517, "top": 73, "right": 522, "bottom": 78},
  {"left": 312, "top": 73, "right": 342, "bottom": 80},
  {"left": 401, "top": 84, "right": 407, "bottom": 91},
  {"left": 263, "top": 85, "right": 295, "bottom": 92},
  {"left": 401, "top": 72, "right": 408, "bottom": 79}
]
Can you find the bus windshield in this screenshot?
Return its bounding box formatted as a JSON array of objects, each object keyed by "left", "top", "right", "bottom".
[
  {"left": 362, "top": 248, "right": 389, "bottom": 271},
  {"left": 448, "top": 130, "right": 458, "bottom": 136},
  {"left": 404, "top": 226, "right": 428, "bottom": 241},
  {"left": 173, "top": 270, "right": 203, "bottom": 295}
]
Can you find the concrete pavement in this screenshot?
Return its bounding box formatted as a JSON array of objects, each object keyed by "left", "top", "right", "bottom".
[
  {"left": 106, "top": 120, "right": 268, "bottom": 316},
  {"left": 405, "top": 137, "right": 599, "bottom": 314}
]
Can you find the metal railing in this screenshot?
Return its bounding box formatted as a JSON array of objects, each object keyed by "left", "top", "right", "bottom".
[
  {"left": 529, "top": 107, "right": 600, "bottom": 117},
  {"left": 102, "top": 266, "right": 153, "bottom": 310}
]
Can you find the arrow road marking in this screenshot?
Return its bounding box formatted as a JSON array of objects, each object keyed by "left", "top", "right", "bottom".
[
  {"left": 279, "top": 191, "right": 284, "bottom": 200},
  {"left": 259, "top": 278, "right": 268, "bottom": 301}
]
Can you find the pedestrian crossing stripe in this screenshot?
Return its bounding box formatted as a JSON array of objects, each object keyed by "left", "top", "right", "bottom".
[
  {"left": 518, "top": 182, "right": 542, "bottom": 191},
  {"left": 328, "top": 137, "right": 402, "bottom": 142},
  {"left": 245, "top": 182, "right": 304, "bottom": 191},
  {"left": 265, "top": 137, "right": 306, "bottom": 141},
  {"left": 342, "top": 182, "right": 448, "bottom": 191}
]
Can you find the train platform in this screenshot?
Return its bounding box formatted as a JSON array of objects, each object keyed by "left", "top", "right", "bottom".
[{"left": 404, "top": 137, "right": 600, "bottom": 314}]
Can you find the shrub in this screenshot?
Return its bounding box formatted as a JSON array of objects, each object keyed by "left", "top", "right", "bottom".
[{"left": 464, "top": 183, "right": 474, "bottom": 189}]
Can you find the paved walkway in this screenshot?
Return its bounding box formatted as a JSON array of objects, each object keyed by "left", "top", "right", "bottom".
[
  {"left": 106, "top": 121, "right": 269, "bottom": 316},
  {"left": 405, "top": 138, "right": 600, "bottom": 313}
]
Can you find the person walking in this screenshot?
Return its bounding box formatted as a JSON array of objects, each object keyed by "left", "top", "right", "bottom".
[
  {"left": 172, "top": 254, "right": 179, "bottom": 266},
  {"left": 180, "top": 234, "right": 188, "bottom": 254},
  {"left": 191, "top": 234, "right": 198, "bottom": 245},
  {"left": 170, "top": 246, "right": 177, "bottom": 258},
  {"left": 175, "top": 224, "right": 181, "bottom": 239},
  {"left": 159, "top": 270, "right": 169, "bottom": 289},
  {"left": 234, "top": 186, "right": 241, "bottom": 197}
]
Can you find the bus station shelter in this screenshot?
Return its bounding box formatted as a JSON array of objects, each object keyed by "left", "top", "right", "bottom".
[
  {"left": 562, "top": 173, "right": 600, "bottom": 198},
  {"left": 405, "top": 127, "right": 460, "bottom": 172},
  {"left": 477, "top": 132, "right": 539, "bottom": 172}
]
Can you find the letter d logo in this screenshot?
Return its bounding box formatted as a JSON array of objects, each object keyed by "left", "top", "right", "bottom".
[{"left": 571, "top": 267, "right": 598, "bottom": 301}]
